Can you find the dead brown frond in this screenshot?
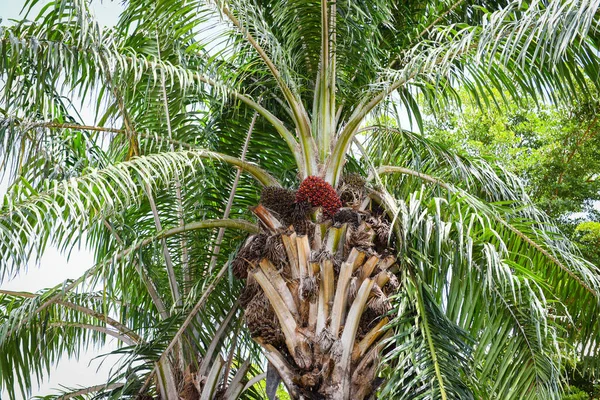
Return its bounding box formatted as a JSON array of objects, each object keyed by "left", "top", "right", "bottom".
[
  {"left": 339, "top": 173, "right": 367, "bottom": 206},
  {"left": 333, "top": 208, "right": 361, "bottom": 228},
  {"left": 239, "top": 274, "right": 260, "bottom": 307}
]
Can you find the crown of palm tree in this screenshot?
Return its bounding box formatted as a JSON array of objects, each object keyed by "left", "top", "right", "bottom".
[{"left": 1, "top": 0, "right": 600, "bottom": 399}]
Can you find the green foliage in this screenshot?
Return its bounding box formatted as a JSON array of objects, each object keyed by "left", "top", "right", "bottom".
[
  {"left": 425, "top": 88, "right": 600, "bottom": 267},
  {"left": 425, "top": 88, "right": 600, "bottom": 399},
  {"left": 562, "top": 362, "right": 600, "bottom": 399},
  {"left": 563, "top": 386, "right": 590, "bottom": 400},
  {"left": 277, "top": 386, "right": 292, "bottom": 400},
  {"left": 425, "top": 91, "right": 600, "bottom": 219},
  {"left": 576, "top": 221, "right": 600, "bottom": 244}
]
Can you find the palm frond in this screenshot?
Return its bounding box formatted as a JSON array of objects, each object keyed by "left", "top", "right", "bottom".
[
  {"left": 3, "top": 0, "right": 600, "bottom": 398},
  {"left": 0, "top": 150, "right": 272, "bottom": 280},
  {"left": 382, "top": 278, "right": 475, "bottom": 399},
  {"left": 0, "top": 289, "right": 128, "bottom": 399},
  {"left": 330, "top": 0, "right": 600, "bottom": 185},
  {"left": 375, "top": 187, "right": 569, "bottom": 399}
]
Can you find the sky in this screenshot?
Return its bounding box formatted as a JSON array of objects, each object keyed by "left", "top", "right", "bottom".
[{"left": 0, "top": 1, "right": 125, "bottom": 399}]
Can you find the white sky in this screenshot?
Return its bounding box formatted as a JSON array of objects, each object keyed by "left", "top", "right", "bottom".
[{"left": 0, "top": 1, "right": 124, "bottom": 399}]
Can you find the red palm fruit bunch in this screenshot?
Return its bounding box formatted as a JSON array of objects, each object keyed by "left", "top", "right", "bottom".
[{"left": 295, "top": 176, "right": 342, "bottom": 217}]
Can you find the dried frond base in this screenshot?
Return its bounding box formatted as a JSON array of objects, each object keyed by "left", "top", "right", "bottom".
[{"left": 237, "top": 195, "right": 398, "bottom": 399}]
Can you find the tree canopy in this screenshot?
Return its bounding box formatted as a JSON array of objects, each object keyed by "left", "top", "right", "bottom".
[{"left": 425, "top": 88, "right": 600, "bottom": 265}]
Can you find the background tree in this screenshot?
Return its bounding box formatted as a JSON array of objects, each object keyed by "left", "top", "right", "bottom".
[
  {"left": 425, "top": 88, "right": 600, "bottom": 266},
  {"left": 1, "top": 0, "right": 600, "bottom": 399}
]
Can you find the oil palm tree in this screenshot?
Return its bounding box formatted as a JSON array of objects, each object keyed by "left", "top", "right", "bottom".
[{"left": 2, "top": 0, "right": 600, "bottom": 399}]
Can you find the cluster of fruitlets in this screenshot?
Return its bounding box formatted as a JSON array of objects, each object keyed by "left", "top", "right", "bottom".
[{"left": 295, "top": 176, "right": 342, "bottom": 217}]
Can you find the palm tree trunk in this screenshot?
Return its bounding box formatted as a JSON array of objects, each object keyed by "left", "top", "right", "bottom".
[{"left": 239, "top": 200, "right": 397, "bottom": 399}]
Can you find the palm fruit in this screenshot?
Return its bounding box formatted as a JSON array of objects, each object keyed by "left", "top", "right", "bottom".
[
  {"left": 295, "top": 176, "right": 342, "bottom": 217},
  {"left": 260, "top": 186, "right": 297, "bottom": 218},
  {"left": 231, "top": 233, "right": 268, "bottom": 279}
]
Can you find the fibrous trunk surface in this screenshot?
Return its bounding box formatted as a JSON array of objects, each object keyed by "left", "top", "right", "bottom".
[{"left": 235, "top": 177, "right": 398, "bottom": 400}]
